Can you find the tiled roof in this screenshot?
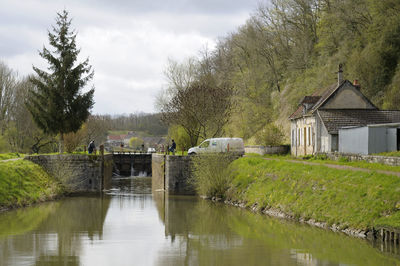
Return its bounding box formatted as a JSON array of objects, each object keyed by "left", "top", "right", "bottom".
[
  {"left": 108, "top": 135, "right": 122, "bottom": 141},
  {"left": 289, "top": 96, "right": 322, "bottom": 119},
  {"left": 289, "top": 105, "right": 305, "bottom": 119},
  {"left": 299, "top": 96, "right": 321, "bottom": 104},
  {"left": 317, "top": 109, "right": 400, "bottom": 134}
]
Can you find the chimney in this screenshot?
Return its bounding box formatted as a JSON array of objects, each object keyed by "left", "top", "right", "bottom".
[
  {"left": 353, "top": 79, "right": 361, "bottom": 90},
  {"left": 337, "top": 64, "right": 343, "bottom": 86}
]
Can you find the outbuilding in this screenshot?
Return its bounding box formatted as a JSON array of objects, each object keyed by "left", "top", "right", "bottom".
[{"left": 339, "top": 123, "right": 400, "bottom": 155}]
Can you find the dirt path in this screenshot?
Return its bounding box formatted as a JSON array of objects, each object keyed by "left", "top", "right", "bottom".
[
  {"left": 262, "top": 157, "right": 400, "bottom": 177},
  {"left": 0, "top": 158, "right": 23, "bottom": 163}
]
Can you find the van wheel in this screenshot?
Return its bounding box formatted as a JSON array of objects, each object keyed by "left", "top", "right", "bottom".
[{"left": 189, "top": 152, "right": 196, "bottom": 155}]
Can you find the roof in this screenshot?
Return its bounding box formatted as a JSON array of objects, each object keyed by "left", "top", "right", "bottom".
[
  {"left": 299, "top": 96, "right": 321, "bottom": 104},
  {"left": 317, "top": 109, "right": 400, "bottom": 134},
  {"left": 289, "top": 80, "right": 378, "bottom": 120},
  {"left": 108, "top": 135, "right": 123, "bottom": 141},
  {"left": 312, "top": 80, "right": 377, "bottom": 112},
  {"left": 289, "top": 96, "right": 321, "bottom": 119}
]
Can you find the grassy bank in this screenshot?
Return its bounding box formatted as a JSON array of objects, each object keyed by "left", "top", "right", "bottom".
[
  {"left": 225, "top": 157, "right": 400, "bottom": 230},
  {"left": 0, "top": 160, "right": 63, "bottom": 210},
  {"left": 261, "top": 154, "right": 400, "bottom": 173}
]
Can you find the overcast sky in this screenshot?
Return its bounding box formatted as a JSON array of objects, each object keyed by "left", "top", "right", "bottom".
[{"left": 0, "top": 0, "right": 261, "bottom": 115}]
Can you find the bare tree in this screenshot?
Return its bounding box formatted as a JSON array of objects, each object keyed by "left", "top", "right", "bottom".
[
  {"left": 161, "top": 82, "right": 233, "bottom": 146},
  {"left": 0, "top": 62, "right": 16, "bottom": 135}
]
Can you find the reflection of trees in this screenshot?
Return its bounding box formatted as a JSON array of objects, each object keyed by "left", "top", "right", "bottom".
[
  {"left": 153, "top": 194, "right": 400, "bottom": 266},
  {"left": 0, "top": 196, "right": 111, "bottom": 266},
  {"left": 154, "top": 195, "right": 292, "bottom": 266}
]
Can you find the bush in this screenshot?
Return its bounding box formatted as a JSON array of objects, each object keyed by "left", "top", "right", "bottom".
[
  {"left": 190, "top": 153, "right": 235, "bottom": 198},
  {"left": 255, "top": 123, "right": 285, "bottom": 146},
  {"left": 168, "top": 125, "right": 192, "bottom": 151}
]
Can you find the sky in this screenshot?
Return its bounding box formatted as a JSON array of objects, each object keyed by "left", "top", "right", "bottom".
[{"left": 0, "top": 0, "right": 261, "bottom": 115}]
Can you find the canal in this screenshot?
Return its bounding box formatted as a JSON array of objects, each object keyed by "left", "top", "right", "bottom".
[{"left": 0, "top": 175, "right": 399, "bottom": 265}]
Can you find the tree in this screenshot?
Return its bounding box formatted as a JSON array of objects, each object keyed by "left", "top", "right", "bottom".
[
  {"left": 27, "top": 10, "right": 94, "bottom": 153},
  {"left": 161, "top": 81, "right": 233, "bottom": 146},
  {"left": 0, "top": 62, "right": 16, "bottom": 135},
  {"left": 7, "top": 77, "right": 56, "bottom": 153},
  {"left": 129, "top": 137, "right": 144, "bottom": 149}
]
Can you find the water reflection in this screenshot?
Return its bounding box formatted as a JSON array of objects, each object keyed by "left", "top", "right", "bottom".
[
  {"left": 0, "top": 176, "right": 399, "bottom": 266},
  {"left": 0, "top": 196, "right": 110, "bottom": 266},
  {"left": 153, "top": 192, "right": 400, "bottom": 266}
]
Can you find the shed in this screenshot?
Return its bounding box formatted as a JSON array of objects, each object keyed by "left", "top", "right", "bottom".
[{"left": 339, "top": 123, "right": 400, "bottom": 155}]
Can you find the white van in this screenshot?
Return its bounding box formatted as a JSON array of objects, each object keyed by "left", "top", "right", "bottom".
[{"left": 188, "top": 138, "right": 245, "bottom": 156}]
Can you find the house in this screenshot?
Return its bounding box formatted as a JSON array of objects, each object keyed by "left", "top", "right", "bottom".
[
  {"left": 289, "top": 65, "right": 400, "bottom": 156},
  {"left": 106, "top": 131, "right": 137, "bottom": 147}
]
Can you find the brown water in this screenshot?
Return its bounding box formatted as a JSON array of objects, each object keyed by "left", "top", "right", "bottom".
[{"left": 0, "top": 176, "right": 399, "bottom": 266}]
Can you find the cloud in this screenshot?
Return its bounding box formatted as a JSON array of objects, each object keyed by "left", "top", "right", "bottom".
[{"left": 0, "top": 0, "right": 260, "bottom": 114}]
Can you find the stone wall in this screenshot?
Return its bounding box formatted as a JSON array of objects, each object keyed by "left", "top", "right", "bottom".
[
  {"left": 245, "top": 145, "right": 290, "bottom": 155},
  {"left": 25, "top": 154, "right": 113, "bottom": 193},
  {"left": 165, "top": 155, "right": 195, "bottom": 195},
  {"left": 152, "top": 154, "right": 195, "bottom": 195},
  {"left": 152, "top": 154, "right": 165, "bottom": 191},
  {"left": 325, "top": 153, "right": 400, "bottom": 166}
]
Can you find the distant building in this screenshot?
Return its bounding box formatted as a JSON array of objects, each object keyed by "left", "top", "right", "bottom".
[
  {"left": 289, "top": 65, "right": 400, "bottom": 156},
  {"left": 107, "top": 131, "right": 137, "bottom": 147}
]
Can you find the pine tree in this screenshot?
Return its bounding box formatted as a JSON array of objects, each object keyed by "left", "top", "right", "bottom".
[{"left": 27, "top": 10, "right": 94, "bottom": 153}]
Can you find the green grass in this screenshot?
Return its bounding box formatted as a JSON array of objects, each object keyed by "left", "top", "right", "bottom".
[
  {"left": 260, "top": 154, "right": 400, "bottom": 173},
  {"left": 312, "top": 158, "right": 400, "bottom": 172},
  {"left": 0, "top": 160, "right": 63, "bottom": 209},
  {"left": 0, "top": 153, "right": 24, "bottom": 161},
  {"left": 226, "top": 157, "right": 400, "bottom": 230},
  {"left": 376, "top": 151, "right": 400, "bottom": 157}
]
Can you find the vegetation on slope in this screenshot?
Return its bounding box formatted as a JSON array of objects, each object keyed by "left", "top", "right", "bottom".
[
  {"left": 160, "top": 0, "right": 400, "bottom": 145},
  {"left": 226, "top": 157, "right": 400, "bottom": 230},
  {"left": 191, "top": 155, "right": 400, "bottom": 230},
  {"left": 0, "top": 160, "right": 63, "bottom": 210}
]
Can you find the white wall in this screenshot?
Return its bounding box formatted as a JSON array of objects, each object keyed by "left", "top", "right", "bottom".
[
  {"left": 368, "top": 127, "right": 388, "bottom": 154},
  {"left": 339, "top": 127, "right": 369, "bottom": 155},
  {"left": 339, "top": 126, "right": 399, "bottom": 155},
  {"left": 387, "top": 128, "right": 398, "bottom": 152}
]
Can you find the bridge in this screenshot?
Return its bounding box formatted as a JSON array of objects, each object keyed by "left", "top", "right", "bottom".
[{"left": 112, "top": 152, "right": 152, "bottom": 176}]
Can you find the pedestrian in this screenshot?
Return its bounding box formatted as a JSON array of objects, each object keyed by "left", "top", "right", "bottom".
[
  {"left": 88, "top": 140, "right": 95, "bottom": 154},
  {"left": 169, "top": 139, "right": 176, "bottom": 155}
]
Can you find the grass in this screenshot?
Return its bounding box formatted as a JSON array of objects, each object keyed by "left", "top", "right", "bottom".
[
  {"left": 376, "top": 151, "right": 400, "bottom": 157},
  {"left": 0, "top": 160, "right": 63, "bottom": 210},
  {"left": 226, "top": 157, "right": 400, "bottom": 230},
  {"left": 260, "top": 154, "right": 400, "bottom": 173}
]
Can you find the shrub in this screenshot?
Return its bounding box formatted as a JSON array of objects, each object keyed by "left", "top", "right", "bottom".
[
  {"left": 190, "top": 153, "right": 235, "bottom": 198},
  {"left": 255, "top": 123, "right": 285, "bottom": 146}
]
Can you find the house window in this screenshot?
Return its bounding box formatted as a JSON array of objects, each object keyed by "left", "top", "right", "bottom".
[
  {"left": 306, "top": 127, "right": 309, "bottom": 146},
  {"left": 299, "top": 128, "right": 301, "bottom": 146},
  {"left": 310, "top": 127, "right": 313, "bottom": 146},
  {"left": 292, "top": 129, "right": 295, "bottom": 146},
  {"left": 308, "top": 127, "right": 311, "bottom": 146}
]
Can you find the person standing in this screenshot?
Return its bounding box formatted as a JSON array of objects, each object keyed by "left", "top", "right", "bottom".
[
  {"left": 169, "top": 139, "right": 176, "bottom": 155},
  {"left": 88, "top": 140, "right": 95, "bottom": 154}
]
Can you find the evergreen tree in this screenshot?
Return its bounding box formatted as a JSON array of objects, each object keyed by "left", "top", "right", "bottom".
[{"left": 27, "top": 10, "right": 94, "bottom": 153}]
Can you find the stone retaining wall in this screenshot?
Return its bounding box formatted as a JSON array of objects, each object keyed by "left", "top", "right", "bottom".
[
  {"left": 25, "top": 154, "right": 113, "bottom": 193},
  {"left": 325, "top": 153, "right": 400, "bottom": 166},
  {"left": 152, "top": 154, "right": 195, "bottom": 195}
]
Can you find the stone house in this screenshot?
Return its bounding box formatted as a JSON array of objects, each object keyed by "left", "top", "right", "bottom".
[{"left": 289, "top": 66, "right": 400, "bottom": 156}]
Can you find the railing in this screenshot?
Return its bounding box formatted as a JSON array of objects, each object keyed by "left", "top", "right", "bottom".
[{"left": 111, "top": 150, "right": 151, "bottom": 155}]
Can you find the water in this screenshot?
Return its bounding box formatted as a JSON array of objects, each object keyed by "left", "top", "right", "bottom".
[{"left": 0, "top": 176, "right": 399, "bottom": 266}]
